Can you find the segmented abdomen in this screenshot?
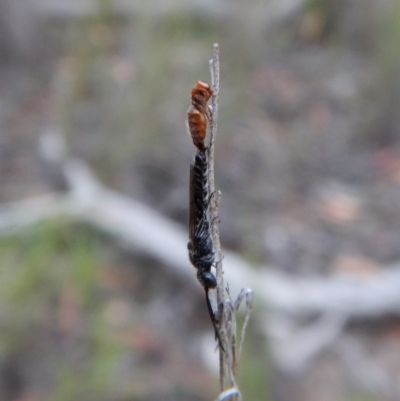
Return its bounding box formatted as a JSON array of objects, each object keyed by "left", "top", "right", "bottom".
[{"left": 187, "top": 109, "right": 207, "bottom": 151}]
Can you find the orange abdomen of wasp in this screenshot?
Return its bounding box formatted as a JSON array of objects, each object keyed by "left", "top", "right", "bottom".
[{"left": 188, "top": 109, "right": 207, "bottom": 150}]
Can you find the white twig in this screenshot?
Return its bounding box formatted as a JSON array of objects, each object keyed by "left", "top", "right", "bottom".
[
  {"left": 5, "top": 149, "right": 400, "bottom": 376},
  {"left": 235, "top": 288, "right": 254, "bottom": 367},
  {"left": 3, "top": 187, "right": 400, "bottom": 326}
]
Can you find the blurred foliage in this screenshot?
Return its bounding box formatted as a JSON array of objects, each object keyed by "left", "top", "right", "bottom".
[
  {"left": 0, "top": 221, "right": 271, "bottom": 401},
  {"left": 0, "top": 220, "right": 123, "bottom": 401},
  {"left": 61, "top": 8, "right": 219, "bottom": 170},
  {"left": 237, "top": 322, "right": 271, "bottom": 401},
  {"left": 3, "top": 0, "right": 400, "bottom": 399},
  {"left": 378, "top": 0, "right": 400, "bottom": 81},
  {"left": 346, "top": 394, "right": 376, "bottom": 401}
]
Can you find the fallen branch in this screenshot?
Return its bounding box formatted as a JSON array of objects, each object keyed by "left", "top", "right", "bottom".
[
  {"left": 3, "top": 174, "right": 400, "bottom": 318},
  {"left": 2, "top": 157, "right": 400, "bottom": 373}
]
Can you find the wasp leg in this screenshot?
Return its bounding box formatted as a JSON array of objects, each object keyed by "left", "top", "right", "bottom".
[{"left": 205, "top": 288, "right": 225, "bottom": 353}]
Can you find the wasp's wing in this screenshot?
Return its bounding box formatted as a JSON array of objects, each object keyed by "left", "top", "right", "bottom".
[{"left": 189, "top": 163, "right": 196, "bottom": 242}]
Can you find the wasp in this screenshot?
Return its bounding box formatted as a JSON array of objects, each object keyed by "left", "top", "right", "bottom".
[
  {"left": 187, "top": 81, "right": 213, "bottom": 151},
  {"left": 188, "top": 150, "right": 215, "bottom": 285},
  {"left": 188, "top": 149, "right": 223, "bottom": 349},
  {"left": 190, "top": 148, "right": 209, "bottom": 221}
]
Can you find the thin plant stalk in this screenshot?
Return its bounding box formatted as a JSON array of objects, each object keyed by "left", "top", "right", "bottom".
[{"left": 207, "top": 43, "right": 228, "bottom": 391}]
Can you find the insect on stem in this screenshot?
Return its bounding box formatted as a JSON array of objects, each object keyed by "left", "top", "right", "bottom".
[
  {"left": 187, "top": 148, "right": 223, "bottom": 350},
  {"left": 187, "top": 81, "right": 213, "bottom": 151}
]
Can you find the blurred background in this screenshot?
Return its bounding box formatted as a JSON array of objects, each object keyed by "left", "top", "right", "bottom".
[{"left": 1, "top": 0, "right": 400, "bottom": 400}]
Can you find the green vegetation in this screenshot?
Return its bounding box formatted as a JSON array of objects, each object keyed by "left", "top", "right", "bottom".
[
  {"left": 0, "top": 221, "right": 122, "bottom": 401},
  {"left": 238, "top": 321, "right": 272, "bottom": 401}
]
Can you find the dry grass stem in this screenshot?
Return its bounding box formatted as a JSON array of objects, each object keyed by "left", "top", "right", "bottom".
[
  {"left": 207, "top": 43, "right": 227, "bottom": 391},
  {"left": 207, "top": 43, "right": 253, "bottom": 399}
]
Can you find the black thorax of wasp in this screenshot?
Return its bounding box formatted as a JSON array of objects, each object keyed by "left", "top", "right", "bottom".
[
  {"left": 188, "top": 149, "right": 224, "bottom": 350},
  {"left": 187, "top": 149, "right": 216, "bottom": 289}
]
